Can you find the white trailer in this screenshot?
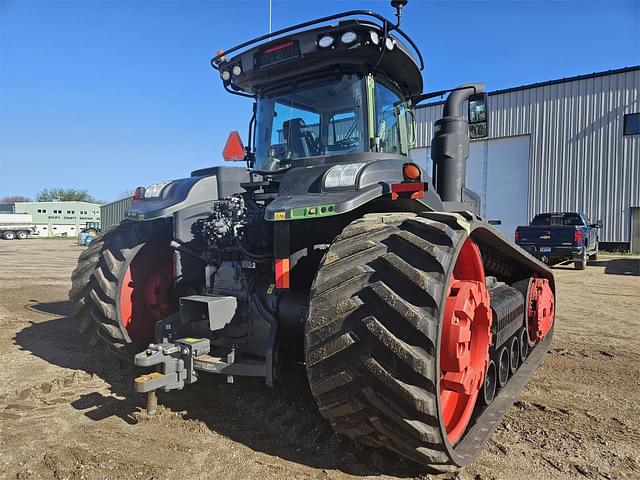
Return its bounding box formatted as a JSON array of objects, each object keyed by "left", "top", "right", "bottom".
[{"left": 0, "top": 213, "right": 38, "bottom": 240}]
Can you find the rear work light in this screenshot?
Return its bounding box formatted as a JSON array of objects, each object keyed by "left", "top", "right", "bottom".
[
  {"left": 133, "top": 186, "right": 145, "bottom": 204},
  {"left": 574, "top": 229, "right": 583, "bottom": 244}
]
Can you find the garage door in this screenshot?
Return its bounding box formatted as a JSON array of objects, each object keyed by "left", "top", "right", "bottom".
[{"left": 410, "top": 134, "right": 530, "bottom": 238}]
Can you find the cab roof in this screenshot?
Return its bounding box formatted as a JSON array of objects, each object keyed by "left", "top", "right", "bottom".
[{"left": 212, "top": 11, "right": 424, "bottom": 99}]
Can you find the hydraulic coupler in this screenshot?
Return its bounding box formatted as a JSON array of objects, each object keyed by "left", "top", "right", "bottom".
[{"left": 134, "top": 338, "right": 210, "bottom": 415}]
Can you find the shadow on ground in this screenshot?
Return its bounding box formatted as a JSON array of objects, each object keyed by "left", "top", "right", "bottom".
[
  {"left": 13, "top": 301, "right": 421, "bottom": 477},
  {"left": 552, "top": 257, "right": 640, "bottom": 275},
  {"left": 590, "top": 258, "right": 640, "bottom": 276}
]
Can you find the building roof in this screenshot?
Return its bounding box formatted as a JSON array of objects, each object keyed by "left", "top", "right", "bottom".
[{"left": 419, "top": 65, "right": 640, "bottom": 108}]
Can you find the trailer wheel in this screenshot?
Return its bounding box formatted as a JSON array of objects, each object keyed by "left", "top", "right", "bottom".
[
  {"left": 306, "top": 212, "right": 492, "bottom": 471},
  {"left": 3, "top": 231, "right": 15, "bottom": 240},
  {"left": 16, "top": 231, "right": 28, "bottom": 240},
  {"left": 68, "top": 219, "right": 177, "bottom": 357}
]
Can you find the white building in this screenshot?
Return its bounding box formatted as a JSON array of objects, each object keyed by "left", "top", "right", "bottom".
[{"left": 0, "top": 201, "right": 101, "bottom": 237}]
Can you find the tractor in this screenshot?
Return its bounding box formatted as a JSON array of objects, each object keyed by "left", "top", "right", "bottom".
[{"left": 69, "top": 1, "right": 555, "bottom": 472}]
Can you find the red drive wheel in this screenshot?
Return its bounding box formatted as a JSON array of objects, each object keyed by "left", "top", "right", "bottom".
[
  {"left": 118, "top": 242, "right": 175, "bottom": 346},
  {"left": 526, "top": 278, "right": 555, "bottom": 347},
  {"left": 439, "top": 238, "right": 492, "bottom": 445}
]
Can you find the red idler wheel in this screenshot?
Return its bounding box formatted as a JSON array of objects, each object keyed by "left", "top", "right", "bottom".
[
  {"left": 119, "top": 243, "right": 175, "bottom": 346},
  {"left": 526, "top": 278, "right": 555, "bottom": 346},
  {"left": 440, "top": 238, "right": 492, "bottom": 445}
]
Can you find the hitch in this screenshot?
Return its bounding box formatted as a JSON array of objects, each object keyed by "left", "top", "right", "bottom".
[{"left": 134, "top": 338, "right": 210, "bottom": 415}]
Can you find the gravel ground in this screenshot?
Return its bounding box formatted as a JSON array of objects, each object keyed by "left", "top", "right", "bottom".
[{"left": 0, "top": 239, "right": 638, "bottom": 480}]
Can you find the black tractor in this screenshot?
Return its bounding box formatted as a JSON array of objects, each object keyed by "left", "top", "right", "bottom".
[{"left": 70, "top": 2, "right": 555, "bottom": 472}]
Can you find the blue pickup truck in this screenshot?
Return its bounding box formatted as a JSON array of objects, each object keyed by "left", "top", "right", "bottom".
[{"left": 515, "top": 212, "right": 601, "bottom": 270}]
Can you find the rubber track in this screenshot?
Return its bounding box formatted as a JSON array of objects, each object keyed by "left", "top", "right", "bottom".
[
  {"left": 305, "top": 212, "right": 469, "bottom": 471},
  {"left": 68, "top": 219, "right": 171, "bottom": 358}
]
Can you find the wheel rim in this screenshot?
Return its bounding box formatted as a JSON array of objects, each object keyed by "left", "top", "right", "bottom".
[
  {"left": 118, "top": 242, "right": 175, "bottom": 346},
  {"left": 509, "top": 337, "right": 519, "bottom": 374},
  {"left": 498, "top": 347, "right": 509, "bottom": 387},
  {"left": 439, "top": 238, "right": 492, "bottom": 445}
]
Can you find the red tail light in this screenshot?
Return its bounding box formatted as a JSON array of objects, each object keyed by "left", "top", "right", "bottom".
[
  {"left": 574, "top": 229, "right": 583, "bottom": 244},
  {"left": 514, "top": 229, "right": 519, "bottom": 242}
]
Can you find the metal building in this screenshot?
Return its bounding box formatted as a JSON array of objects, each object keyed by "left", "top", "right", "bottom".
[
  {"left": 100, "top": 197, "right": 133, "bottom": 230},
  {"left": 411, "top": 66, "right": 640, "bottom": 250}
]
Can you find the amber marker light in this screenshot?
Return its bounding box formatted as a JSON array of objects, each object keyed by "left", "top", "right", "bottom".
[{"left": 403, "top": 163, "right": 421, "bottom": 181}]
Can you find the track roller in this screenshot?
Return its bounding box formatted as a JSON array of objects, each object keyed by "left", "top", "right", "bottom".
[
  {"left": 509, "top": 336, "right": 519, "bottom": 374},
  {"left": 497, "top": 346, "right": 509, "bottom": 388},
  {"left": 481, "top": 360, "right": 497, "bottom": 406},
  {"left": 518, "top": 328, "right": 528, "bottom": 363}
]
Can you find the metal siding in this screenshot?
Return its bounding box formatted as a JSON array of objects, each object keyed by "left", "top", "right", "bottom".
[
  {"left": 415, "top": 68, "right": 640, "bottom": 243},
  {"left": 100, "top": 197, "right": 132, "bottom": 230}
]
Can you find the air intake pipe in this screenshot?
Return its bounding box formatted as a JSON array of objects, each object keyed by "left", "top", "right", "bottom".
[{"left": 431, "top": 83, "right": 484, "bottom": 203}]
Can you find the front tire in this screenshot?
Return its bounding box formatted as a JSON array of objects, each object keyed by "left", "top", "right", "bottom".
[{"left": 68, "top": 219, "right": 176, "bottom": 357}]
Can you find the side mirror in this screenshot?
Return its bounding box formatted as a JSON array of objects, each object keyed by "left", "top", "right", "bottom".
[
  {"left": 222, "top": 131, "right": 246, "bottom": 161},
  {"left": 468, "top": 93, "right": 488, "bottom": 139},
  {"left": 592, "top": 221, "right": 603, "bottom": 229}
]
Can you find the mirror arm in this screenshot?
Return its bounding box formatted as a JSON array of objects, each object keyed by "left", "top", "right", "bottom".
[{"left": 411, "top": 85, "right": 482, "bottom": 108}]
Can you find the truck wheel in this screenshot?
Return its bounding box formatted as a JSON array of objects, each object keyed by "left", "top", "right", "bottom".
[
  {"left": 305, "top": 212, "right": 492, "bottom": 471},
  {"left": 16, "top": 231, "right": 28, "bottom": 240},
  {"left": 68, "top": 219, "right": 176, "bottom": 357},
  {"left": 3, "top": 231, "right": 15, "bottom": 240},
  {"left": 574, "top": 250, "right": 587, "bottom": 270}
]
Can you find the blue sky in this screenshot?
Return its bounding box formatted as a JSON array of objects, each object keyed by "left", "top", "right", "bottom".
[{"left": 1, "top": 0, "right": 638, "bottom": 202}]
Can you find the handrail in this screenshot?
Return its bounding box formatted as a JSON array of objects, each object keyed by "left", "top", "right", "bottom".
[{"left": 209, "top": 10, "right": 424, "bottom": 72}]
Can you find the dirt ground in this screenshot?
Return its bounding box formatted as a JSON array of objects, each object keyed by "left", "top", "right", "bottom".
[{"left": 0, "top": 239, "right": 638, "bottom": 480}]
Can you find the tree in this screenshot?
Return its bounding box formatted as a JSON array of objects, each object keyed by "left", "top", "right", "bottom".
[
  {"left": 36, "top": 188, "right": 99, "bottom": 203},
  {"left": 0, "top": 195, "right": 31, "bottom": 203}
]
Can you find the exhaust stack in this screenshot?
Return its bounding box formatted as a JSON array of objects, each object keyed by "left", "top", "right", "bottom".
[{"left": 431, "top": 83, "right": 485, "bottom": 204}]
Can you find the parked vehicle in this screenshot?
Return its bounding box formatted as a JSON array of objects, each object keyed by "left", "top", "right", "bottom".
[
  {"left": 68, "top": 1, "right": 556, "bottom": 472},
  {"left": 0, "top": 213, "right": 37, "bottom": 240},
  {"left": 77, "top": 222, "right": 102, "bottom": 246},
  {"left": 515, "top": 212, "right": 600, "bottom": 269}
]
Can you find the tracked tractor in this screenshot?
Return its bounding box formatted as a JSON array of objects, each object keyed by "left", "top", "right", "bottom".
[{"left": 69, "top": 1, "right": 555, "bottom": 472}]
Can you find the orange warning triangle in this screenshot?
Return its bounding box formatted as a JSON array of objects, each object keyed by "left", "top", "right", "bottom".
[{"left": 222, "top": 131, "right": 245, "bottom": 161}]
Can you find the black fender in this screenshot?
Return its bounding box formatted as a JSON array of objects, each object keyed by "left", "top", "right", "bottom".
[
  {"left": 264, "top": 157, "right": 444, "bottom": 222},
  {"left": 124, "top": 166, "right": 250, "bottom": 241}
]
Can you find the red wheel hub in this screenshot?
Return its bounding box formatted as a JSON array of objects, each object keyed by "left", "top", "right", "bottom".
[
  {"left": 440, "top": 239, "right": 492, "bottom": 445},
  {"left": 526, "top": 278, "right": 554, "bottom": 346},
  {"left": 118, "top": 243, "right": 176, "bottom": 346}
]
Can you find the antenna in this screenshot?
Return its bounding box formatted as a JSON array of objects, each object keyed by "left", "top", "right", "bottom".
[
  {"left": 390, "top": 0, "right": 408, "bottom": 27},
  {"left": 269, "top": 0, "right": 272, "bottom": 38}
]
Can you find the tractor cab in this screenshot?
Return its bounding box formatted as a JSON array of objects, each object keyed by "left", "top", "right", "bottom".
[{"left": 213, "top": 10, "right": 424, "bottom": 173}]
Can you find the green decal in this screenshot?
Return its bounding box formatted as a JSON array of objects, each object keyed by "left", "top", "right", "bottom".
[{"left": 290, "top": 204, "right": 337, "bottom": 219}]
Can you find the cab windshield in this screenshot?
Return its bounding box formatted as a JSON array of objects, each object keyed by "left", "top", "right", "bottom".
[{"left": 254, "top": 74, "right": 366, "bottom": 172}]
